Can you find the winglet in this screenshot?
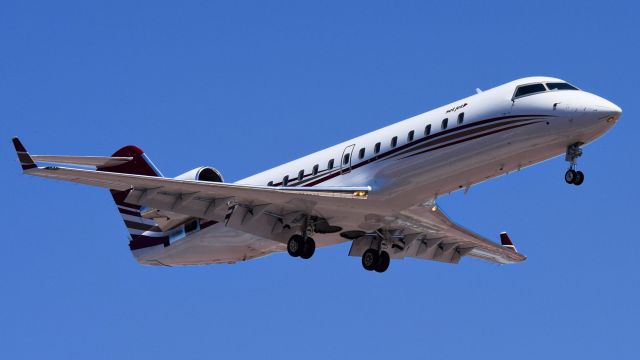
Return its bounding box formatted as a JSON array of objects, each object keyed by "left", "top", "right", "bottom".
[
  {"left": 12, "top": 137, "right": 37, "bottom": 171},
  {"left": 500, "top": 232, "right": 517, "bottom": 252}
]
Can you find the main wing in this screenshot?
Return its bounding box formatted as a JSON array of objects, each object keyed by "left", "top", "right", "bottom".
[
  {"left": 403, "top": 203, "right": 526, "bottom": 264},
  {"left": 13, "top": 137, "right": 369, "bottom": 202},
  {"left": 13, "top": 137, "right": 525, "bottom": 266},
  {"left": 13, "top": 137, "right": 371, "bottom": 245}
]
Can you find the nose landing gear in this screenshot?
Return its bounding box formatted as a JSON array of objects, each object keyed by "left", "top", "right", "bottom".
[{"left": 564, "top": 143, "right": 585, "bottom": 186}]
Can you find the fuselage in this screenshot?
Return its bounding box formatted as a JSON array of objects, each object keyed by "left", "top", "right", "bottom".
[
  {"left": 136, "top": 76, "right": 621, "bottom": 265},
  {"left": 239, "top": 76, "right": 620, "bottom": 207}
]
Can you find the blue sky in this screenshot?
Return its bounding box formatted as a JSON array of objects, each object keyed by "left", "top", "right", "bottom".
[{"left": 2, "top": 1, "right": 639, "bottom": 358}]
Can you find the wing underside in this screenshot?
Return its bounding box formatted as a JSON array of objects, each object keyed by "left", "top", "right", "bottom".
[
  {"left": 347, "top": 203, "right": 526, "bottom": 265},
  {"left": 401, "top": 203, "right": 526, "bottom": 264}
]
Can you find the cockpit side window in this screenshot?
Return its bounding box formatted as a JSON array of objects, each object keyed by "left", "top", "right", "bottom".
[
  {"left": 513, "top": 83, "right": 547, "bottom": 99},
  {"left": 546, "top": 82, "right": 579, "bottom": 91}
]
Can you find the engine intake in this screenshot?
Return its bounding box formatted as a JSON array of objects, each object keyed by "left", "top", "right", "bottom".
[{"left": 175, "top": 166, "right": 224, "bottom": 182}]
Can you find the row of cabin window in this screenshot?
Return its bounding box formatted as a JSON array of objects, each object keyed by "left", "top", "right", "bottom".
[
  {"left": 269, "top": 112, "right": 465, "bottom": 186},
  {"left": 356, "top": 112, "right": 464, "bottom": 159}
]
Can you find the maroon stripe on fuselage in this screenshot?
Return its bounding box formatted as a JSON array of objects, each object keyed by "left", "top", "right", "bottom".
[
  {"left": 301, "top": 115, "right": 549, "bottom": 186},
  {"left": 288, "top": 115, "right": 550, "bottom": 187},
  {"left": 388, "top": 119, "right": 525, "bottom": 160},
  {"left": 401, "top": 121, "right": 542, "bottom": 159}
]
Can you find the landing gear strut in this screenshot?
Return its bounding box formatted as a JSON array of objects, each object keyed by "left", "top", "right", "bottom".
[{"left": 564, "top": 143, "right": 585, "bottom": 186}]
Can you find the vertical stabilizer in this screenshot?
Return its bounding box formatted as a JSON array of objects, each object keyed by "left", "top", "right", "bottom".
[{"left": 97, "top": 146, "right": 169, "bottom": 250}]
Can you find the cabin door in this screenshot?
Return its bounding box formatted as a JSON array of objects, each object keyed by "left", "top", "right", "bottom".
[{"left": 340, "top": 144, "right": 355, "bottom": 175}]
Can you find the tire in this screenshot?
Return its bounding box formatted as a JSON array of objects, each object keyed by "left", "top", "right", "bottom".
[
  {"left": 573, "top": 171, "right": 584, "bottom": 186},
  {"left": 564, "top": 169, "right": 577, "bottom": 184},
  {"left": 300, "top": 237, "right": 316, "bottom": 259},
  {"left": 362, "top": 249, "right": 379, "bottom": 271},
  {"left": 375, "top": 251, "right": 390, "bottom": 273},
  {"left": 287, "top": 235, "right": 305, "bottom": 257}
]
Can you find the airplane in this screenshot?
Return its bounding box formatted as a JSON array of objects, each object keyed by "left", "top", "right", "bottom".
[{"left": 12, "top": 76, "right": 621, "bottom": 273}]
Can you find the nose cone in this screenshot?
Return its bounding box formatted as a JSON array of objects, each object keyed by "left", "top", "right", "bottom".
[
  {"left": 594, "top": 97, "right": 622, "bottom": 117},
  {"left": 583, "top": 92, "right": 622, "bottom": 122}
]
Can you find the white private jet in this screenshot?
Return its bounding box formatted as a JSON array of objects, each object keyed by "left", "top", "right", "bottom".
[{"left": 13, "top": 76, "right": 621, "bottom": 272}]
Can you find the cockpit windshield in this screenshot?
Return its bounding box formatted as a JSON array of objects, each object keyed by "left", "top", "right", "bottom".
[
  {"left": 546, "top": 82, "right": 579, "bottom": 91},
  {"left": 513, "top": 81, "right": 580, "bottom": 99},
  {"left": 514, "top": 83, "right": 546, "bottom": 98}
]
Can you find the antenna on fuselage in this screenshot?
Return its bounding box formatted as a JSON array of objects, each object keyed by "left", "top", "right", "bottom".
[{"left": 475, "top": 88, "right": 483, "bottom": 94}]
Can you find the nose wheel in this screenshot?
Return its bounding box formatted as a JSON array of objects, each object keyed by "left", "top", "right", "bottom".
[{"left": 564, "top": 143, "right": 585, "bottom": 186}]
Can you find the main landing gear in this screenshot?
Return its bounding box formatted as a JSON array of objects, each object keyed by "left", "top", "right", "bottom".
[
  {"left": 287, "top": 234, "right": 315, "bottom": 260},
  {"left": 287, "top": 216, "right": 317, "bottom": 260},
  {"left": 361, "top": 249, "right": 390, "bottom": 273},
  {"left": 564, "top": 143, "right": 585, "bottom": 186},
  {"left": 357, "top": 230, "right": 397, "bottom": 273}
]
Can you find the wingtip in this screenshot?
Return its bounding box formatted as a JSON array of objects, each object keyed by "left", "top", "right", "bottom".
[
  {"left": 499, "top": 232, "right": 513, "bottom": 246},
  {"left": 12, "top": 136, "right": 27, "bottom": 153},
  {"left": 500, "top": 232, "right": 518, "bottom": 253},
  {"left": 12, "top": 137, "right": 37, "bottom": 171}
]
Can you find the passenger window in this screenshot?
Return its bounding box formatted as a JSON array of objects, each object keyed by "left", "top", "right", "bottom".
[
  {"left": 343, "top": 153, "right": 350, "bottom": 165},
  {"left": 359, "top": 148, "right": 365, "bottom": 159},
  {"left": 328, "top": 159, "right": 334, "bottom": 170},
  {"left": 407, "top": 130, "right": 414, "bottom": 142},
  {"left": 312, "top": 164, "right": 319, "bottom": 175},
  {"left": 283, "top": 175, "right": 289, "bottom": 186},
  {"left": 457, "top": 112, "right": 464, "bottom": 125},
  {"left": 298, "top": 170, "right": 304, "bottom": 181},
  {"left": 513, "top": 83, "right": 546, "bottom": 99},
  {"left": 374, "top": 142, "right": 381, "bottom": 154},
  {"left": 267, "top": 181, "right": 273, "bottom": 186},
  {"left": 391, "top": 136, "right": 398, "bottom": 148},
  {"left": 424, "top": 124, "right": 431, "bottom": 136},
  {"left": 441, "top": 118, "right": 448, "bottom": 130}
]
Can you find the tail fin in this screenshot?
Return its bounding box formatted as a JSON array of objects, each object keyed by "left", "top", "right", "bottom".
[{"left": 97, "top": 145, "right": 169, "bottom": 251}]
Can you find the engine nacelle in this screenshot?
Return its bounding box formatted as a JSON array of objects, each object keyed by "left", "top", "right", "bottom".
[{"left": 174, "top": 166, "right": 224, "bottom": 183}]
